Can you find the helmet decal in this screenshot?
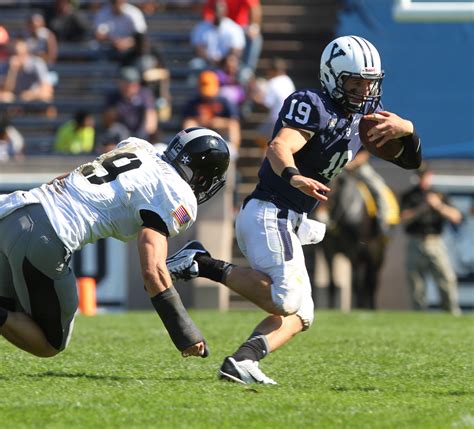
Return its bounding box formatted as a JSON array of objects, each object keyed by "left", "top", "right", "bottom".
[
  {"left": 349, "top": 35, "right": 371, "bottom": 67},
  {"left": 325, "top": 42, "right": 346, "bottom": 81},
  {"left": 180, "top": 154, "right": 191, "bottom": 165}
]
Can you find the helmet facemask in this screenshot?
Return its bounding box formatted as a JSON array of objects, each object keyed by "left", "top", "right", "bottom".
[
  {"left": 190, "top": 172, "right": 226, "bottom": 204},
  {"left": 334, "top": 71, "right": 384, "bottom": 114}
]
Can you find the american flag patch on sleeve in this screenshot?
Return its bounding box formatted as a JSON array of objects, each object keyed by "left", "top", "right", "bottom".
[{"left": 172, "top": 205, "right": 191, "bottom": 226}]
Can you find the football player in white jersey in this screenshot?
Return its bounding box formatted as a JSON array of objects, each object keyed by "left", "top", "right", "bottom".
[
  {"left": 0, "top": 127, "right": 230, "bottom": 359},
  {"left": 167, "top": 36, "right": 422, "bottom": 385}
]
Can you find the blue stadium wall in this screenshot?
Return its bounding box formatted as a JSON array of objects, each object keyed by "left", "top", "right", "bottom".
[{"left": 336, "top": 0, "right": 474, "bottom": 158}]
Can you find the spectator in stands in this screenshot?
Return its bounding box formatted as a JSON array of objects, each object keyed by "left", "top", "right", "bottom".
[
  {"left": 0, "top": 26, "right": 9, "bottom": 64},
  {"left": 400, "top": 163, "right": 463, "bottom": 315},
  {"left": 182, "top": 70, "right": 240, "bottom": 157},
  {"left": 189, "top": 0, "right": 245, "bottom": 76},
  {"left": 98, "top": 121, "right": 130, "bottom": 153},
  {"left": 103, "top": 66, "right": 157, "bottom": 140},
  {"left": 24, "top": 12, "right": 58, "bottom": 65},
  {"left": 251, "top": 57, "right": 295, "bottom": 153},
  {"left": 203, "top": 0, "right": 262, "bottom": 80},
  {"left": 0, "top": 114, "right": 24, "bottom": 162},
  {"left": 142, "top": 66, "right": 172, "bottom": 122},
  {"left": 93, "top": 0, "right": 149, "bottom": 67},
  {"left": 215, "top": 53, "right": 246, "bottom": 107},
  {"left": 0, "top": 38, "right": 54, "bottom": 103},
  {"left": 47, "top": 0, "right": 91, "bottom": 43},
  {"left": 53, "top": 110, "right": 96, "bottom": 155}
]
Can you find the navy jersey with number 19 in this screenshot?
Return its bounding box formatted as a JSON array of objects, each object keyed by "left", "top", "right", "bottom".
[{"left": 250, "top": 88, "right": 378, "bottom": 214}]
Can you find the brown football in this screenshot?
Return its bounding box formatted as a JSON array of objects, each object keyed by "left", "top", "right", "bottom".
[{"left": 358, "top": 118, "right": 404, "bottom": 160}]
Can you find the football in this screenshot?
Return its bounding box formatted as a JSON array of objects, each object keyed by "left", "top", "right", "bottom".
[{"left": 358, "top": 118, "right": 404, "bottom": 160}]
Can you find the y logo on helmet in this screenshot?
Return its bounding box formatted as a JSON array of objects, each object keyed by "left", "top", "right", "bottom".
[{"left": 325, "top": 43, "right": 346, "bottom": 80}]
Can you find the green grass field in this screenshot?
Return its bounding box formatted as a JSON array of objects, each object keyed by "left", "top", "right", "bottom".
[{"left": 1, "top": 310, "right": 473, "bottom": 429}]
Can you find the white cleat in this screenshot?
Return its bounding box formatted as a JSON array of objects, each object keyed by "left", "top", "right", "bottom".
[
  {"left": 166, "top": 240, "right": 210, "bottom": 281},
  {"left": 219, "top": 357, "right": 277, "bottom": 385}
]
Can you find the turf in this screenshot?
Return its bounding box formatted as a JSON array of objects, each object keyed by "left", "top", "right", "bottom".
[{"left": 0, "top": 310, "right": 473, "bottom": 429}]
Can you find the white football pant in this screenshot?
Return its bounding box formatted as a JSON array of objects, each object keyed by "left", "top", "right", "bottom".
[{"left": 235, "top": 199, "right": 314, "bottom": 329}]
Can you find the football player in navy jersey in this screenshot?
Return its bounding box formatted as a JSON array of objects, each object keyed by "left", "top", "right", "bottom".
[{"left": 167, "top": 35, "right": 422, "bottom": 384}]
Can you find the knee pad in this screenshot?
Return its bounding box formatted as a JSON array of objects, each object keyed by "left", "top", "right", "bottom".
[{"left": 272, "top": 287, "right": 303, "bottom": 316}]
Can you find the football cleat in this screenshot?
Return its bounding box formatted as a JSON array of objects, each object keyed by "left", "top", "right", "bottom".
[
  {"left": 218, "top": 357, "right": 277, "bottom": 385},
  {"left": 167, "top": 240, "right": 210, "bottom": 281}
]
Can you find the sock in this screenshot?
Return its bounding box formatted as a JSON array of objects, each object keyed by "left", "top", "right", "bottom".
[
  {"left": 0, "top": 307, "right": 8, "bottom": 327},
  {"left": 232, "top": 334, "right": 270, "bottom": 362},
  {"left": 195, "top": 254, "right": 234, "bottom": 283}
]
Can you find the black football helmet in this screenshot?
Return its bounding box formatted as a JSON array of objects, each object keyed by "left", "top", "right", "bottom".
[{"left": 162, "top": 127, "right": 230, "bottom": 204}]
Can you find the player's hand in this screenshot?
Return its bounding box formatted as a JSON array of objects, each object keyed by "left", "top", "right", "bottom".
[
  {"left": 181, "top": 341, "right": 207, "bottom": 358},
  {"left": 290, "top": 175, "right": 330, "bottom": 202},
  {"left": 363, "top": 111, "right": 414, "bottom": 147}
]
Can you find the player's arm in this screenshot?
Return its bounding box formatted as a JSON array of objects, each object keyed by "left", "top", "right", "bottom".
[
  {"left": 363, "top": 111, "right": 422, "bottom": 169},
  {"left": 137, "top": 212, "right": 207, "bottom": 358},
  {"left": 137, "top": 226, "right": 172, "bottom": 296},
  {"left": 267, "top": 126, "right": 330, "bottom": 201}
]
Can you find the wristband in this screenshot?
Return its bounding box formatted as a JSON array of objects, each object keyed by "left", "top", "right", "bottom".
[{"left": 281, "top": 166, "right": 300, "bottom": 183}]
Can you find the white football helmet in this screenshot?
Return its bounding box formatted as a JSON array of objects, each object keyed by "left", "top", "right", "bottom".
[{"left": 320, "top": 35, "right": 384, "bottom": 114}]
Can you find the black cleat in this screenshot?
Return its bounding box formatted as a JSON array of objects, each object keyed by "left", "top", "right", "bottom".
[{"left": 218, "top": 357, "right": 277, "bottom": 385}]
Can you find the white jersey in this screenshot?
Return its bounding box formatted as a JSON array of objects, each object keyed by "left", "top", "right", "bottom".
[{"left": 28, "top": 138, "right": 197, "bottom": 251}]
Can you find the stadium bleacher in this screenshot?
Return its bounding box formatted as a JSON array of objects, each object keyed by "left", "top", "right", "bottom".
[
  {"left": 0, "top": 1, "right": 203, "bottom": 151},
  {"left": 0, "top": 0, "right": 343, "bottom": 208}
]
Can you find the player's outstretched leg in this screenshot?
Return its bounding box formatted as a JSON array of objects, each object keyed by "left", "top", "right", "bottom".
[
  {"left": 167, "top": 240, "right": 210, "bottom": 281},
  {"left": 167, "top": 241, "right": 282, "bottom": 314}
]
